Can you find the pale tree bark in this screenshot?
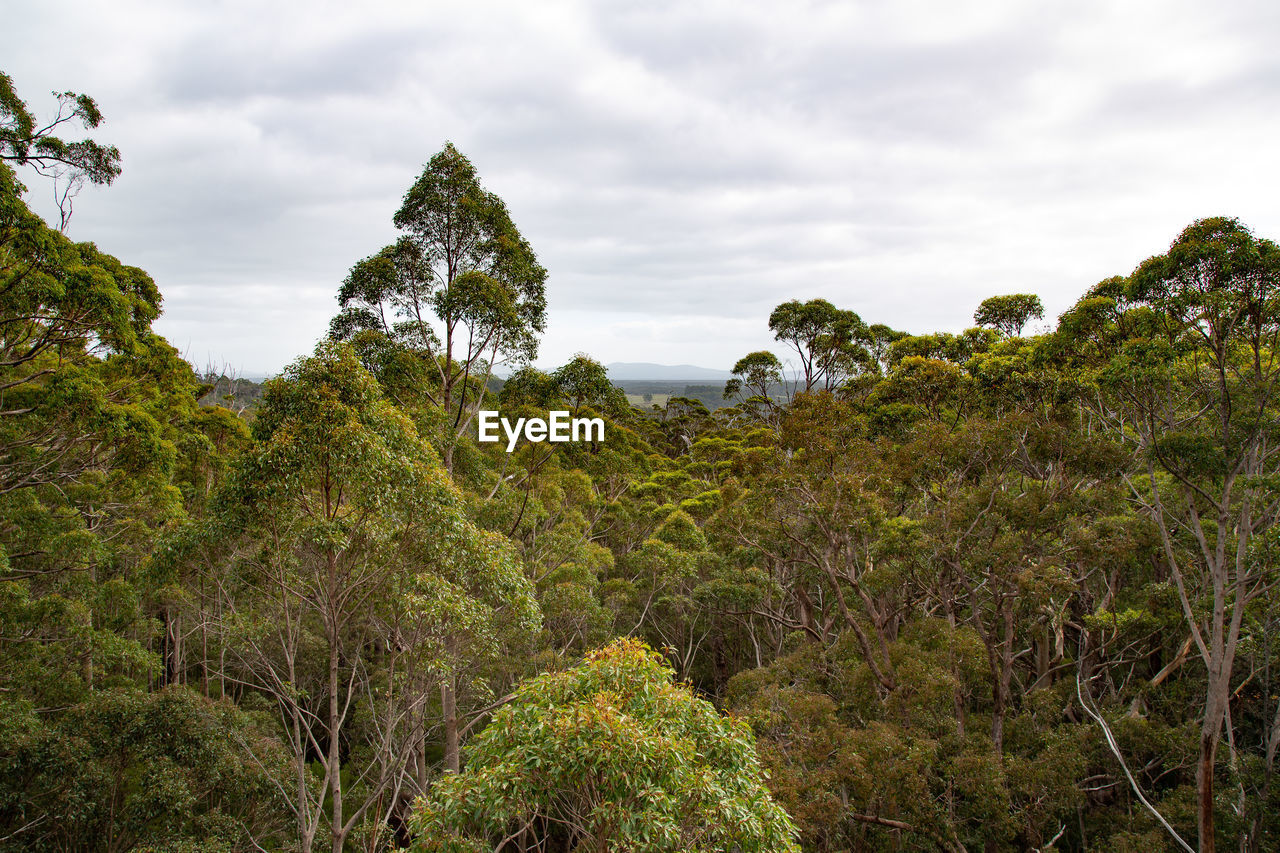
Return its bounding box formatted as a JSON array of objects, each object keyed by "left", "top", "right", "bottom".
[
  {"left": 213, "top": 529, "right": 437, "bottom": 853},
  {"left": 1118, "top": 437, "right": 1274, "bottom": 853}
]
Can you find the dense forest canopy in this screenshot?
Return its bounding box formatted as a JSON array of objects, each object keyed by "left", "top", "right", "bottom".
[{"left": 3, "top": 76, "right": 1280, "bottom": 853}]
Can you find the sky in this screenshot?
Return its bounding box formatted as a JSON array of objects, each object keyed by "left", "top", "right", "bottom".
[{"left": 6, "top": 0, "right": 1280, "bottom": 376}]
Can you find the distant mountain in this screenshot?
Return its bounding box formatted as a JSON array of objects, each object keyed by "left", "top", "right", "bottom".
[{"left": 606, "top": 362, "right": 732, "bottom": 380}]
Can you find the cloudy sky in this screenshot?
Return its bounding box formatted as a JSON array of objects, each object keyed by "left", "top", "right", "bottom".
[{"left": 7, "top": 0, "right": 1279, "bottom": 375}]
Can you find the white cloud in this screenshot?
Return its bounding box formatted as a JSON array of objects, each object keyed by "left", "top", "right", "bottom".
[{"left": 5, "top": 0, "right": 1279, "bottom": 373}]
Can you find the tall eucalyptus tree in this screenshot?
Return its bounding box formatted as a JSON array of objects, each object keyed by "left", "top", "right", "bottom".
[
  {"left": 1059, "top": 217, "right": 1280, "bottom": 852},
  {"left": 330, "top": 143, "right": 547, "bottom": 468}
]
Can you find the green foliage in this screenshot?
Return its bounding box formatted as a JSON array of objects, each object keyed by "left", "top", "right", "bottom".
[
  {"left": 410, "top": 638, "right": 800, "bottom": 852},
  {"left": 330, "top": 142, "right": 549, "bottom": 470},
  {"left": 553, "top": 353, "right": 628, "bottom": 416},
  {"left": 722, "top": 351, "right": 784, "bottom": 424},
  {"left": 768, "top": 299, "right": 872, "bottom": 392},
  {"left": 5, "top": 91, "right": 1280, "bottom": 853},
  {"left": 203, "top": 341, "right": 541, "bottom": 849},
  {"left": 974, "top": 293, "right": 1044, "bottom": 337},
  {"left": 334, "top": 142, "right": 547, "bottom": 367},
  {"left": 0, "top": 71, "right": 121, "bottom": 188},
  {"left": 0, "top": 688, "right": 293, "bottom": 852}
]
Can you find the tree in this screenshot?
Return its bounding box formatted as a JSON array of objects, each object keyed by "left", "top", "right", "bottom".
[
  {"left": 885, "top": 328, "right": 999, "bottom": 370},
  {"left": 0, "top": 72, "right": 121, "bottom": 230},
  {"left": 0, "top": 146, "right": 217, "bottom": 716},
  {"left": 552, "top": 354, "right": 626, "bottom": 417},
  {"left": 723, "top": 350, "right": 783, "bottom": 418},
  {"left": 409, "top": 638, "right": 800, "bottom": 852},
  {"left": 207, "top": 342, "right": 539, "bottom": 853},
  {"left": 495, "top": 364, "right": 553, "bottom": 406},
  {"left": 0, "top": 687, "right": 295, "bottom": 851},
  {"left": 973, "top": 293, "right": 1044, "bottom": 337},
  {"left": 865, "top": 323, "right": 908, "bottom": 376},
  {"left": 330, "top": 143, "right": 547, "bottom": 467},
  {"left": 1058, "top": 217, "right": 1280, "bottom": 852},
  {"left": 718, "top": 392, "right": 903, "bottom": 695},
  {"left": 0, "top": 161, "right": 163, "bottom": 495},
  {"left": 768, "top": 299, "right": 870, "bottom": 392}
]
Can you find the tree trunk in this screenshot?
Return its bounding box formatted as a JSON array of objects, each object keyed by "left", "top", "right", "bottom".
[
  {"left": 442, "top": 677, "right": 459, "bottom": 773},
  {"left": 414, "top": 708, "right": 430, "bottom": 791},
  {"left": 329, "top": 635, "right": 346, "bottom": 853},
  {"left": 165, "top": 607, "right": 183, "bottom": 686},
  {"left": 1197, "top": 669, "right": 1229, "bottom": 853},
  {"left": 327, "top": 547, "right": 347, "bottom": 853},
  {"left": 1197, "top": 730, "right": 1216, "bottom": 853},
  {"left": 200, "top": 574, "right": 210, "bottom": 697},
  {"left": 83, "top": 606, "right": 94, "bottom": 689}
]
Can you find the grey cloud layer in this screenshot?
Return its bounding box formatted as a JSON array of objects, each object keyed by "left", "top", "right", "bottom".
[{"left": 6, "top": 0, "right": 1279, "bottom": 373}]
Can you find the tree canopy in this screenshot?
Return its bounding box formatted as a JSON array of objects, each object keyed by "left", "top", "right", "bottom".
[
  {"left": 330, "top": 143, "right": 548, "bottom": 463},
  {"left": 7, "top": 72, "right": 1280, "bottom": 853},
  {"left": 973, "top": 293, "right": 1044, "bottom": 337},
  {"left": 410, "top": 638, "right": 800, "bottom": 853}
]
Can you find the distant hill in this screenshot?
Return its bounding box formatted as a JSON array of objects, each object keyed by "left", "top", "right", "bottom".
[{"left": 606, "top": 362, "right": 732, "bottom": 380}]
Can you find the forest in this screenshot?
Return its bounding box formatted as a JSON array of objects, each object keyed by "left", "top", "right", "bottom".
[{"left": 3, "top": 73, "right": 1280, "bottom": 853}]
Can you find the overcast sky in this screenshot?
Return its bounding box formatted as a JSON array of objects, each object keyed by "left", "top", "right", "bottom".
[{"left": 7, "top": 0, "right": 1279, "bottom": 375}]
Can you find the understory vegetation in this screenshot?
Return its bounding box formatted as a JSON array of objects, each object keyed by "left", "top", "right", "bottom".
[{"left": 3, "top": 75, "right": 1280, "bottom": 852}]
